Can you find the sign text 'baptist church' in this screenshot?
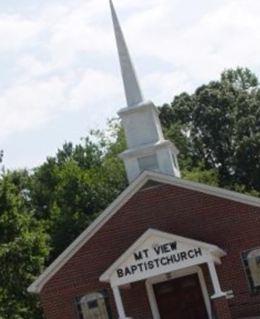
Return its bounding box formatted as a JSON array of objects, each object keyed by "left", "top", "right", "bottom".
[{"left": 116, "top": 241, "right": 203, "bottom": 279}]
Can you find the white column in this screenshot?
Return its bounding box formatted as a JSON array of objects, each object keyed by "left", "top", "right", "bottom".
[
  {"left": 207, "top": 260, "right": 226, "bottom": 299},
  {"left": 112, "top": 285, "right": 127, "bottom": 319}
]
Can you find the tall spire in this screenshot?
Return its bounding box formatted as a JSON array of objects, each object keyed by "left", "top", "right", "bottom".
[
  {"left": 109, "top": 0, "right": 144, "bottom": 107},
  {"left": 109, "top": 0, "right": 180, "bottom": 183}
]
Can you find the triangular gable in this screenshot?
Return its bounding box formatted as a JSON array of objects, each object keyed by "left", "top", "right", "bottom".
[
  {"left": 100, "top": 229, "right": 226, "bottom": 287},
  {"left": 28, "top": 171, "right": 260, "bottom": 294}
]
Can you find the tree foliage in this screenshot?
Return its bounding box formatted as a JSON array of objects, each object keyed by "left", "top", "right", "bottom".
[
  {"left": 0, "top": 171, "right": 49, "bottom": 319},
  {"left": 0, "top": 121, "right": 127, "bottom": 318},
  {"left": 29, "top": 121, "right": 127, "bottom": 260},
  {"left": 160, "top": 68, "right": 260, "bottom": 193}
]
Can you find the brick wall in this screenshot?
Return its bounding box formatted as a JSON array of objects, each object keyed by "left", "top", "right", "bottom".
[
  {"left": 39, "top": 182, "right": 260, "bottom": 318},
  {"left": 212, "top": 296, "right": 232, "bottom": 319}
]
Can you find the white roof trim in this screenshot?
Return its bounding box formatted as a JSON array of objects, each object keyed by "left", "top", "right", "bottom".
[
  {"left": 100, "top": 228, "right": 226, "bottom": 282},
  {"left": 28, "top": 171, "right": 260, "bottom": 294}
]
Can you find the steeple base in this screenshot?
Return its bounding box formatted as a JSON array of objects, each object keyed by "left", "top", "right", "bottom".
[{"left": 120, "top": 140, "right": 181, "bottom": 183}]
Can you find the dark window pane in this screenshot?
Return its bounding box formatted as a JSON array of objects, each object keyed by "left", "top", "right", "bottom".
[{"left": 87, "top": 300, "right": 98, "bottom": 309}]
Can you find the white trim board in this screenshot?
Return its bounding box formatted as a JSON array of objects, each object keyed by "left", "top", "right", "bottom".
[{"left": 28, "top": 171, "right": 260, "bottom": 294}]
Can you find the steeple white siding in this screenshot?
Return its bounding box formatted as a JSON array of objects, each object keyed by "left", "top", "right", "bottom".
[{"left": 109, "top": 0, "right": 180, "bottom": 182}]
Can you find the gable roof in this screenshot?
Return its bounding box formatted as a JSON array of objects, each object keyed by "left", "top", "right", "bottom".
[
  {"left": 28, "top": 171, "right": 260, "bottom": 294},
  {"left": 100, "top": 228, "right": 226, "bottom": 283}
]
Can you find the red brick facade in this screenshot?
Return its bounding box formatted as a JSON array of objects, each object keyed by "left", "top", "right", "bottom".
[
  {"left": 39, "top": 182, "right": 260, "bottom": 319},
  {"left": 213, "top": 296, "right": 233, "bottom": 319}
]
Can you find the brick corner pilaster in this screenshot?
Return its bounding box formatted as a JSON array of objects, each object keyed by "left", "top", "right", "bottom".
[{"left": 212, "top": 296, "right": 232, "bottom": 319}]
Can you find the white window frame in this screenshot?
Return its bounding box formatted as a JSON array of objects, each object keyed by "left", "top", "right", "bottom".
[
  {"left": 242, "top": 247, "right": 260, "bottom": 294},
  {"left": 76, "top": 291, "right": 111, "bottom": 319},
  {"left": 145, "top": 265, "right": 212, "bottom": 319}
]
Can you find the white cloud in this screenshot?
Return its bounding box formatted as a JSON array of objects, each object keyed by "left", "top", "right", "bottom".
[
  {"left": 0, "top": 67, "right": 121, "bottom": 142},
  {"left": 0, "top": 76, "right": 67, "bottom": 139},
  {"left": 143, "top": 71, "right": 195, "bottom": 104},
  {"left": 68, "top": 69, "right": 121, "bottom": 111},
  {"left": 0, "top": 14, "right": 41, "bottom": 51},
  {"left": 0, "top": 0, "right": 260, "bottom": 167},
  {"left": 125, "top": 0, "right": 260, "bottom": 82}
]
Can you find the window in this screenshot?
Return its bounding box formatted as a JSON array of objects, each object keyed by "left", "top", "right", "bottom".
[
  {"left": 172, "top": 153, "right": 178, "bottom": 169},
  {"left": 76, "top": 291, "right": 111, "bottom": 319},
  {"left": 138, "top": 154, "right": 158, "bottom": 172},
  {"left": 242, "top": 248, "right": 260, "bottom": 294}
]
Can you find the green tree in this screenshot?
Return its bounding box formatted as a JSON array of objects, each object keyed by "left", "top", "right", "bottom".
[
  {"left": 160, "top": 67, "right": 260, "bottom": 193},
  {"left": 0, "top": 171, "right": 49, "bottom": 319},
  {"left": 30, "top": 120, "right": 127, "bottom": 260}
]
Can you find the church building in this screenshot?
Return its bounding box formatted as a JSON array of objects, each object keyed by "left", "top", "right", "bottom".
[{"left": 28, "top": 1, "right": 260, "bottom": 318}]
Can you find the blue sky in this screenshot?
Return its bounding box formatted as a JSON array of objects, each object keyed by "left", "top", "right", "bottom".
[{"left": 1, "top": 0, "right": 260, "bottom": 169}]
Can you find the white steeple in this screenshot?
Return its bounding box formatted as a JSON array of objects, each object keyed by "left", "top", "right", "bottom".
[
  {"left": 109, "top": 0, "right": 181, "bottom": 183},
  {"left": 109, "top": 0, "right": 143, "bottom": 107}
]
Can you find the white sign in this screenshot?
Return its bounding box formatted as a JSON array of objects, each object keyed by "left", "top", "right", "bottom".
[
  {"left": 100, "top": 229, "right": 225, "bottom": 287},
  {"left": 117, "top": 241, "right": 202, "bottom": 278},
  {"left": 110, "top": 234, "right": 210, "bottom": 286}
]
